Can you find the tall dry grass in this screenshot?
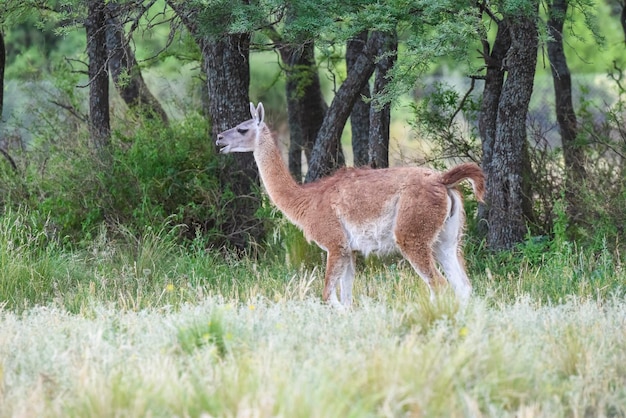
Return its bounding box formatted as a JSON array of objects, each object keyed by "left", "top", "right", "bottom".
[{"left": 1, "top": 294, "right": 626, "bottom": 417}]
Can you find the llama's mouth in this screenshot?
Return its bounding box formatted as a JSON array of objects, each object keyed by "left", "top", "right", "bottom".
[{"left": 215, "top": 140, "right": 230, "bottom": 153}]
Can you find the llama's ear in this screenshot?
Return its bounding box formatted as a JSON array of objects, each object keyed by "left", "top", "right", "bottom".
[
  {"left": 249, "top": 102, "right": 257, "bottom": 120},
  {"left": 256, "top": 103, "right": 265, "bottom": 125}
]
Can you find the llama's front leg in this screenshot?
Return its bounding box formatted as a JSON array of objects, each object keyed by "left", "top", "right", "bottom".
[
  {"left": 323, "top": 250, "right": 351, "bottom": 308},
  {"left": 339, "top": 252, "right": 356, "bottom": 307}
]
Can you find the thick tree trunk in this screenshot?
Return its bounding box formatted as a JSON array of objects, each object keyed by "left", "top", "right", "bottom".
[
  {"left": 167, "top": 0, "right": 262, "bottom": 249},
  {"left": 477, "top": 21, "right": 510, "bottom": 236},
  {"left": 305, "top": 31, "right": 385, "bottom": 183},
  {"left": 547, "top": 0, "right": 585, "bottom": 215},
  {"left": 368, "top": 30, "right": 397, "bottom": 169},
  {"left": 202, "top": 34, "right": 263, "bottom": 249},
  {"left": 86, "top": 0, "right": 111, "bottom": 150},
  {"left": 105, "top": 3, "right": 168, "bottom": 124},
  {"left": 487, "top": 10, "right": 539, "bottom": 250},
  {"left": 347, "top": 31, "right": 371, "bottom": 167}
]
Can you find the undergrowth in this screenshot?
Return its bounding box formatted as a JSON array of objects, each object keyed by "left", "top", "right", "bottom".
[
  {"left": 1, "top": 207, "right": 625, "bottom": 417},
  {"left": 0, "top": 206, "right": 624, "bottom": 313}
]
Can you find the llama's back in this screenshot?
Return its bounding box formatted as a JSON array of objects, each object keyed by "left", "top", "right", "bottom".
[{"left": 303, "top": 166, "right": 450, "bottom": 256}]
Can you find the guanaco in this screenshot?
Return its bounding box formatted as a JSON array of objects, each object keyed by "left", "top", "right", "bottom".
[{"left": 216, "top": 102, "right": 485, "bottom": 307}]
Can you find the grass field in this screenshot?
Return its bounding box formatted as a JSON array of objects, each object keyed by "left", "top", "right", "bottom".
[{"left": 1, "top": 211, "right": 626, "bottom": 417}]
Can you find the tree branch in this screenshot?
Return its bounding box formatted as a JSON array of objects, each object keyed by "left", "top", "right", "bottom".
[{"left": 0, "top": 148, "right": 17, "bottom": 172}]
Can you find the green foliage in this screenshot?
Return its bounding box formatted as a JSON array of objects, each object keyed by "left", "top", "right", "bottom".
[
  {"left": 466, "top": 233, "right": 624, "bottom": 305},
  {"left": 102, "top": 115, "right": 223, "bottom": 241},
  {"left": 497, "top": 0, "right": 539, "bottom": 18},
  {"left": 410, "top": 81, "right": 482, "bottom": 166},
  {"left": 4, "top": 109, "right": 261, "bottom": 250},
  {"left": 561, "top": 70, "right": 626, "bottom": 248}
]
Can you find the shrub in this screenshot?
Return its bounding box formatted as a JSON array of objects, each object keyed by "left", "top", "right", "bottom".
[{"left": 1, "top": 109, "right": 268, "bottom": 250}]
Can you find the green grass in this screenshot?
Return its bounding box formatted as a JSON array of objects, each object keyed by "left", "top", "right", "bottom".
[{"left": 1, "top": 210, "right": 626, "bottom": 417}]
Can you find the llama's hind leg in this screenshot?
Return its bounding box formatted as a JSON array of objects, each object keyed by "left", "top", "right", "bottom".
[
  {"left": 433, "top": 192, "right": 471, "bottom": 303},
  {"left": 394, "top": 223, "right": 447, "bottom": 300},
  {"left": 400, "top": 246, "right": 447, "bottom": 301},
  {"left": 394, "top": 193, "right": 449, "bottom": 300},
  {"left": 433, "top": 238, "right": 471, "bottom": 303}
]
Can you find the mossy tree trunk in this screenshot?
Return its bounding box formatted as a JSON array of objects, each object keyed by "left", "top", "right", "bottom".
[{"left": 486, "top": 7, "right": 539, "bottom": 250}]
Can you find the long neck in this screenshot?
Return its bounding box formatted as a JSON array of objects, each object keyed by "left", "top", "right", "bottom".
[{"left": 253, "top": 126, "right": 308, "bottom": 225}]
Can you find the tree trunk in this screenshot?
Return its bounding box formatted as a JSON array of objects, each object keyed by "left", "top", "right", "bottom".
[
  {"left": 202, "top": 35, "right": 263, "bottom": 249},
  {"left": 347, "top": 31, "right": 371, "bottom": 167},
  {"left": 0, "top": 31, "right": 15, "bottom": 172},
  {"left": 0, "top": 31, "right": 4, "bottom": 121},
  {"left": 86, "top": 0, "right": 111, "bottom": 151},
  {"left": 487, "top": 9, "right": 539, "bottom": 250},
  {"left": 477, "top": 20, "right": 510, "bottom": 236},
  {"left": 547, "top": 0, "right": 585, "bottom": 216},
  {"left": 264, "top": 7, "right": 327, "bottom": 182},
  {"left": 369, "top": 30, "right": 397, "bottom": 169},
  {"left": 282, "top": 41, "right": 327, "bottom": 182},
  {"left": 105, "top": 3, "right": 168, "bottom": 124},
  {"left": 167, "top": 0, "right": 262, "bottom": 249},
  {"left": 305, "top": 31, "right": 385, "bottom": 183}
]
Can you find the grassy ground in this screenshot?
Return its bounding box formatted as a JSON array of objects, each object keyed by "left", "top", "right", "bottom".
[{"left": 1, "top": 211, "right": 626, "bottom": 417}]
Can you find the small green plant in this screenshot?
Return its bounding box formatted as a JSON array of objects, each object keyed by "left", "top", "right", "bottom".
[
  {"left": 177, "top": 311, "right": 229, "bottom": 358},
  {"left": 397, "top": 291, "right": 461, "bottom": 336}
]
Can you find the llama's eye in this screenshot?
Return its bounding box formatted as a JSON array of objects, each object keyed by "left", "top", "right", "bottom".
[{"left": 237, "top": 128, "right": 249, "bottom": 135}]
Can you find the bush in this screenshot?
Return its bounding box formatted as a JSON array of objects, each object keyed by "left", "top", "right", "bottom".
[{"left": 1, "top": 109, "right": 267, "bottom": 250}]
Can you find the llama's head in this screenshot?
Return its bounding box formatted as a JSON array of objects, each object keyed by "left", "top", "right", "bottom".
[{"left": 216, "top": 102, "right": 265, "bottom": 154}]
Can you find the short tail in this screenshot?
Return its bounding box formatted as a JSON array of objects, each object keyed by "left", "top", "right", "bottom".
[{"left": 441, "top": 163, "right": 485, "bottom": 202}]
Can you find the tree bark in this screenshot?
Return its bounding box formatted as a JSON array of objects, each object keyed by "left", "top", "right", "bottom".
[
  {"left": 86, "top": 0, "right": 111, "bottom": 151},
  {"left": 305, "top": 31, "right": 386, "bottom": 183},
  {"left": 105, "top": 3, "right": 168, "bottom": 124},
  {"left": 547, "top": 0, "right": 585, "bottom": 214},
  {"left": 0, "top": 31, "right": 14, "bottom": 172},
  {"left": 203, "top": 35, "right": 263, "bottom": 249},
  {"left": 487, "top": 9, "right": 539, "bottom": 250},
  {"left": 477, "top": 20, "right": 510, "bottom": 236},
  {"left": 347, "top": 31, "right": 371, "bottom": 167},
  {"left": 167, "top": 0, "right": 262, "bottom": 249},
  {"left": 264, "top": 7, "right": 328, "bottom": 181},
  {"left": 369, "top": 30, "right": 397, "bottom": 169},
  {"left": 0, "top": 31, "right": 4, "bottom": 121},
  {"left": 279, "top": 40, "right": 327, "bottom": 182}
]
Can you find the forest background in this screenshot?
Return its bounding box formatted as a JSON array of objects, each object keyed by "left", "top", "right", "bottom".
[
  {"left": 2, "top": 1, "right": 626, "bottom": 416},
  {"left": 1, "top": 0, "right": 626, "bottom": 253}
]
